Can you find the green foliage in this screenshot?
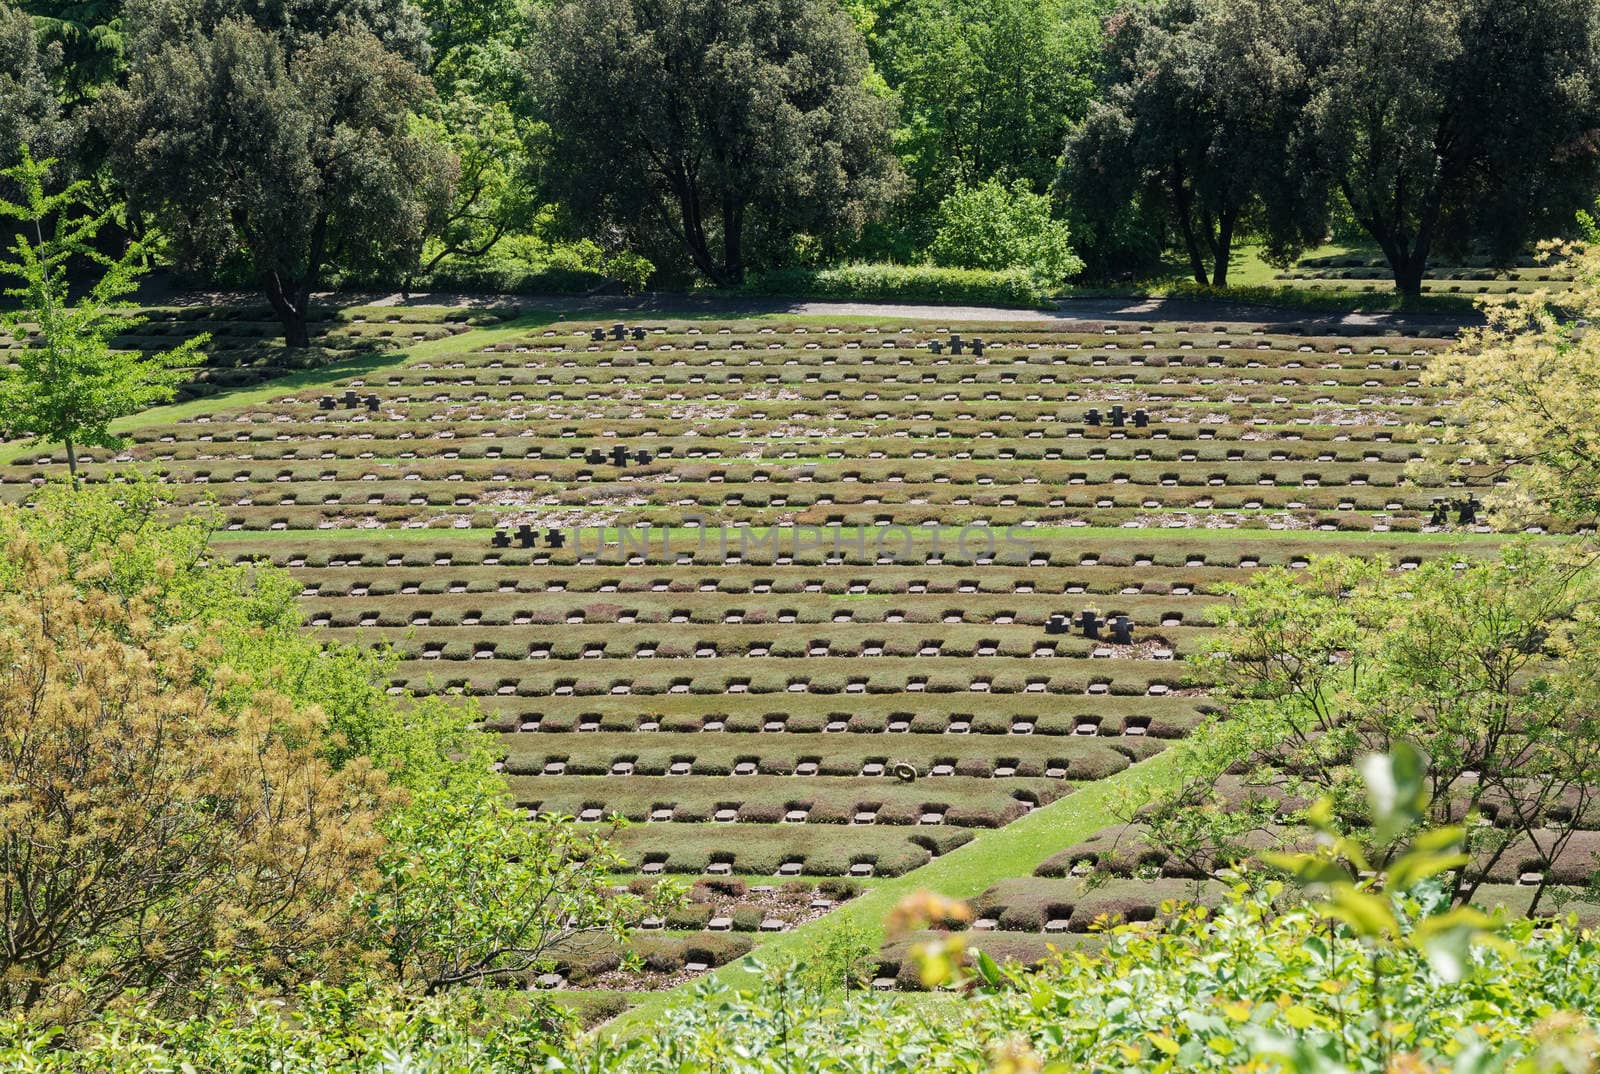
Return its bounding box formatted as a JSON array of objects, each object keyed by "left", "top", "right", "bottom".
[
  {"left": 744, "top": 262, "right": 1054, "bottom": 307},
  {"left": 929, "top": 178, "right": 1082, "bottom": 287},
  {"left": 370, "top": 783, "right": 652, "bottom": 992},
  {"left": 786, "top": 920, "right": 877, "bottom": 995},
  {"left": 875, "top": 0, "right": 1106, "bottom": 235},
  {"left": 527, "top": 0, "right": 900, "bottom": 287},
  {"left": 411, "top": 95, "right": 540, "bottom": 283},
  {"left": 7, "top": 741, "right": 1600, "bottom": 1069},
  {"left": 563, "top": 889, "right": 1600, "bottom": 1072},
  {"left": 1062, "top": 0, "right": 1321, "bottom": 289},
  {"left": 0, "top": 977, "right": 568, "bottom": 1072},
  {"left": 1305, "top": 0, "right": 1600, "bottom": 296},
  {"left": 0, "top": 479, "right": 644, "bottom": 1025},
  {"left": 0, "top": 147, "right": 206, "bottom": 479},
  {"left": 18, "top": 0, "right": 128, "bottom": 106},
  {"left": 100, "top": 0, "right": 452, "bottom": 345},
  {"left": 1147, "top": 543, "right": 1600, "bottom": 917},
  {"left": 0, "top": 6, "right": 76, "bottom": 183},
  {"left": 1421, "top": 241, "right": 1600, "bottom": 524}
]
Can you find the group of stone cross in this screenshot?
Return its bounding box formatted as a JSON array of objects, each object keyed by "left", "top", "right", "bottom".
[
  {"left": 318, "top": 391, "right": 380, "bottom": 412},
  {"left": 492, "top": 523, "right": 566, "bottom": 549},
  {"left": 1429, "top": 495, "right": 1481, "bottom": 526},
  {"left": 593, "top": 323, "right": 648, "bottom": 342},
  {"left": 927, "top": 334, "right": 986, "bottom": 357},
  {"left": 587, "top": 445, "right": 654, "bottom": 467},
  {"left": 1046, "top": 610, "right": 1134, "bottom": 644},
  {"left": 1084, "top": 405, "right": 1150, "bottom": 428}
]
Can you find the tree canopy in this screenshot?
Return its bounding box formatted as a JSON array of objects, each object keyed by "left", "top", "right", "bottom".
[
  {"left": 0, "top": 6, "right": 76, "bottom": 187},
  {"left": 876, "top": 0, "right": 1104, "bottom": 243},
  {"left": 527, "top": 0, "right": 900, "bottom": 286},
  {"left": 1305, "top": 0, "right": 1600, "bottom": 296},
  {"left": 99, "top": 0, "right": 452, "bottom": 344},
  {"left": 1062, "top": 0, "right": 1322, "bottom": 288}
]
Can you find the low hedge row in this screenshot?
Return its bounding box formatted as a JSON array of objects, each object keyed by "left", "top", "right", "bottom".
[{"left": 744, "top": 264, "right": 1054, "bottom": 309}]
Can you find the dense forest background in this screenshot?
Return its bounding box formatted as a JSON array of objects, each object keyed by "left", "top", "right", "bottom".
[{"left": 3, "top": 0, "right": 1599, "bottom": 339}]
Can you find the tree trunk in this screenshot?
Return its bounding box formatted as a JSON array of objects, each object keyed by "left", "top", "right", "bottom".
[
  {"left": 721, "top": 200, "right": 745, "bottom": 287},
  {"left": 670, "top": 166, "right": 728, "bottom": 286},
  {"left": 1393, "top": 257, "right": 1426, "bottom": 299},
  {"left": 281, "top": 313, "right": 312, "bottom": 349},
  {"left": 1342, "top": 175, "right": 1441, "bottom": 301},
  {"left": 1167, "top": 162, "right": 1210, "bottom": 287},
  {"left": 64, "top": 438, "right": 77, "bottom": 486},
  {"left": 261, "top": 215, "right": 328, "bottom": 348},
  {"left": 262, "top": 273, "right": 315, "bottom": 347},
  {"left": 1209, "top": 208, "right": 1237, "bottom": 289}
]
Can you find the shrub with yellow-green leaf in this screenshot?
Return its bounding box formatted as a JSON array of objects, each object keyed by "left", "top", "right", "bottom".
[{"left": 1423, "top": 240, "right": 1600, "bottom": 525}]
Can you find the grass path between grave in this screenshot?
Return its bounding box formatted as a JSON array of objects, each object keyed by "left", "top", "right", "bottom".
[
  {"left": 206, "top": 523, "right": 1515, "bottom": 546},
  {"left": 598, "top": 744, "right": 1183, "bottom": 1036}
]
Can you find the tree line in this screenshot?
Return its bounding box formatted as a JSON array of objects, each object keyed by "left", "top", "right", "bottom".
[{"left": 2, "top": 0, "right": 1599, "bottom": 343}]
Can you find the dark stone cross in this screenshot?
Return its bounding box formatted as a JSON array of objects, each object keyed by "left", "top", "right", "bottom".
[
  {"left": 1109, "top": 404, "right": 1126, "bottom": 428},
  {"left": 491, "top": 529, "right": 511, "bottom": 549},
  {"left": 633, "top": 449, "right": 653, "bottom": 465},
  {"left": 948, "top": 334, "right": 964, "bottom": 356},
  {"left": 1045, "top": 613, "right": 1069, "bottom": 636},
  {"left": 1084, "top": 408, "right": 1101, "bottom": 426},
  {"left": 928, "top": 340, "right": 944, "bottom": 355},
  {"left": 611, "top": 323, "right": 627, "bottom": 341},
  {"left": 1078, "top": 609, "right": 1102, "bottom": 639},
  {"left": 585, "top": 449, "right": 606, "bottom": 465},
  {"left": 365, "top": 395, "right": 380, "bottom": 412},
  {"left": 1429, "top": 498, "right": 1450, "bottom": 526},
  {"left": 1457, "top": 496, "right": 1480, "bottom": 525},
  {"left": 971, "top": 337, "right": 985, "bottom": 357},
  {"left": 610, "top": 445, "right": 630, "bottom": 467},
  {"left": 515, "top": 523, "right": 537, "bottom": 548},
  {"left": 545, "top": 527, "right": 566, "bottom": 549},
  {"left": 1133, "top": 408, "right": 1150, "bottom": 428},
  {"left": 342, "top": 390, "right": 359, "bottom": 409},
  {"left": 591, "top": 327, "right": 606, "bottom": 342},
  {"left": 1110, "top": 615, "right": 1134, "bottom": 645},
  {"left": 317, "top": 396, "right": 337, "bottom": 410},
  {"left": 631, "top": 326, "right": 647, "bottom": 341}
]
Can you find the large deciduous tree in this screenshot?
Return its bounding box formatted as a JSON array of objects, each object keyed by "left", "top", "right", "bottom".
[
  {"left": 526, "top": 0, "right": 899, "bottom": 286},
  {"left": 1306, "top": 0, "right": 1600, "bottom": 298},
  {"left": 1061, "top": 0, "right": 1320, "bottom": 288},
  {"left": 877, "top": 0, "right": 1104, "bottom": 241},
  {"left": 98, "top": 0, "right": 452, "bottom": 346}
]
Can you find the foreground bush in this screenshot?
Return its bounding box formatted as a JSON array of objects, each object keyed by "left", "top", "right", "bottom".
[
  {"left": 3, "top": 884, "right": 1594, "bottom": 1073},
  {"left": 588, "top": 893, "right": 1598, "bottom": 1074},
  {"left": 744, "top": 263, "right": 1055, "bottom": 307},
  {"left": 0, "top": 479, "right": 645, "bottom": 1032}
]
